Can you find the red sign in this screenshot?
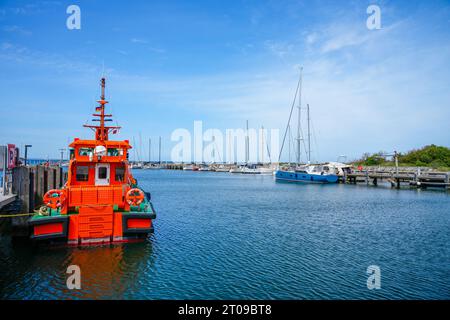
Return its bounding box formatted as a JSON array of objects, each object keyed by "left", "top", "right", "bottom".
[{"left": 7, "top": 144, "right": 17, "bottom": 169}]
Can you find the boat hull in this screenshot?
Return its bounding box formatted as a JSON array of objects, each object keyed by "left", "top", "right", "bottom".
[
  {"left": 275, "top": 170, "right": 338, "bottom": 183},
  {"left": 29, "top": 210, "right": 155, "bottom": 245}
]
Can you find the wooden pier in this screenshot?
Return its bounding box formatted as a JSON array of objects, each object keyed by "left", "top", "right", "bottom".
[
  {"left": 0, "top": 188, "right": 16, "bottom": 211},
  {"left": 163, "top": 163, "right": 184, "bottom": 170},
  {"left": 0, "top": 165, "right": 66, "bottom": 237},
  {"left": 341, "top": 168, "right": 450, "bottom": 190},
  {"left": 0, "top": 165, "right": 65, "bottom": 214}
]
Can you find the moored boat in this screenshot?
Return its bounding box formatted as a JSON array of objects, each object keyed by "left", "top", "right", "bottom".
[
  {"left": 213, "top": 165, "right": 229, "bottom": 172},
  {"left": 241, "top": 164, "right": 261, "bottom": 174},
  {"left": 275, "top": 68, "right": 339, "bottom": 184},
  {"left": 183, "top": 164, "right": 199, "bottom": 171},
  {"left": 198, "top": 165, "right": 212, "bottom": 171},
  {"left": 229, "top": 166, "right": 243, "bottom": 173},
  {"left": 28, "top": 78, "right": 156, "bottom": 245},
  {"left": 258, "top": 167, "right": 274, "bottom": 175},
  {"left": 275, "top": 165, "right": 339, "bottom": 183}
]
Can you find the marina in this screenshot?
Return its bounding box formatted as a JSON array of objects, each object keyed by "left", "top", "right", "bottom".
[
  {"left": 1, "top": 169, "right": 449, "bottom": 299},
  {"left": 0, "top": 0, "right": 449, "bottom": 306},
  {"left": 127, "top": 161, "right": 450, "bottom": 190}
]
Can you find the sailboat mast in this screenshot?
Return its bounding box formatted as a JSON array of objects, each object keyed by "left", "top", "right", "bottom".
[
  {"left": 228, "top": 131, "right": 231, "bottom": 164},
  {"left": 133, "top": 136, "right": 137, "bottom": 162},
  {"left": 296, "top": 67, "right": 303, "bottom": 165},
  {"left": 261, "top": 125, "right": 264, "bottom": 164},
  {"left": 245, "top": 120, "right": 249, "bottom": 164},
  {"left": 158, "top": 136, "right": 161, "bottom": 166},
  {"left": 288, "top": 125, "right": 291, "bottom": 167},
  {"left": 148, "top": 138, "right": 151, "bottom": 162},
  {"left": 307, "top": 103, "right": 311, "bottom": 163}
]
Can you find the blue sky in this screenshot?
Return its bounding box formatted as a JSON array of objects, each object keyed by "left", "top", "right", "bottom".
[{"left": 0, "top": 0, "right": 449, "bottom": 162}]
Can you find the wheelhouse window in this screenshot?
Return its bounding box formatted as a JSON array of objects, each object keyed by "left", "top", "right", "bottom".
[
  {"left": 78, "top": 147, "right": 93, "bottom": 156},
  {"left": 107, "top": 148, "right": 119, "bottom": 156},
  {"left": 98, "top": 167, "right": 108, "bottom": 179},
  {"left": 76, "top": 166, "right": 89, "bottom": 181},
  {"left": 115, "top": 166, "right": 125, "bottom": 182}
]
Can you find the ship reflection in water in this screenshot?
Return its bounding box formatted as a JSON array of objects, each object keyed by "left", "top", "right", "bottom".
[
  {"left": 0, "top": 240, "right": 155, "bottom": 299},
  {"left": 1, "top": 170, "right": 449, "bottom": 299}
]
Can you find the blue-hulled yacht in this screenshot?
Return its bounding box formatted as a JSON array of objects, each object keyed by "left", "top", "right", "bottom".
[
  {"left": 275, "top": 164, "right": 339, "bottom": 183},
  {"left": 274, "top": 67, "right": 340, "bottom": 184}
]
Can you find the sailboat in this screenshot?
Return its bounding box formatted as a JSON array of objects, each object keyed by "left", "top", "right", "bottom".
[
  {"left": 143, "top": 136, "right": 162, "bottom": 169},
  {"left": 275, "top": 68, "right": 339, "bottom": 184}
]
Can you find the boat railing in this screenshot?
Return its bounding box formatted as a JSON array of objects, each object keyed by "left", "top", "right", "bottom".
[{"left": 68, "top": 185, "right": 126, "bottom": 208}]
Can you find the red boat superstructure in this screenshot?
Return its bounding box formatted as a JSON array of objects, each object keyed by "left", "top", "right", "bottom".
[{"left": 29, "top": 78, "right": 156, "bottom": 245}]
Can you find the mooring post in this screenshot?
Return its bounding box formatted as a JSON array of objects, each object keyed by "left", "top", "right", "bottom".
[
  {"left": 394, "top": 150, "right": 399, "bottom": 175},
  {"left": 29, "top": 168, "right": 35, "bottom": 211},
  {"left": 36, "top": 165, "right": 44, "bottom": 201},
  {"left": 22, "top": 167, "right": 30, "bottom": 213},
  {"left": 55, "top": 167, "right": 62, "bottom": 188},
  {"left": 47, "top": 167, "right": 55, "bottom": 190},
  {"left": 446, "top": 172, "right": 450, "bottom": 190}
]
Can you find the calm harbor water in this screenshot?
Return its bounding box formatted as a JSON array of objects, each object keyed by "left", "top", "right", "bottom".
[{"left": 1, "top": 170, "right": 449, "bottom": 299}]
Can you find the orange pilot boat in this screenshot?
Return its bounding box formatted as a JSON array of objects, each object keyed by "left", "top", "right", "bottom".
[{"left": 28, "top": 78, "right": 156, "bottom": 245}]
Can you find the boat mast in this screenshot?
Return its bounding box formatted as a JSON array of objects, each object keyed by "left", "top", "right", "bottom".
[
  {"left": 99, "top": 78, "right": 106, "bottom": 140},
  {"left": 158, "top": 136, "right": 161, "bottom": 166},
  {"left": 245, "top": 120, "right": 249, "bottom": 165},
  {"left": 296, "top": 67, "right": 303, "bottom": 166},
  {"left": 133, "top": 136, "right": 138, "bottom": 162},
  {"left": 139, "top": 132, "right": 142, "bottom": 163},
  {"left": 288, "top": 125, "right": 291, "bottom": 167},
  {"left": 83, "top": 77, "right": 121, "bottom": 141},
  {"left": 261, "top": 125, "right": 264, "bottom": 164},
  {"left": 148, "top": 138, "right": 151, "bottom": 162},
  {"left": 307, "top": 103, "right": 311, "bottom": 164},
  {"left": 277, "top": 67, "right": 303, "bottom": 164}
]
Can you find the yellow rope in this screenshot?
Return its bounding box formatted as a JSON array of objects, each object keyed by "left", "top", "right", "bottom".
[{"left": 0, "top": 213, "right": 35, "bottom": 218}]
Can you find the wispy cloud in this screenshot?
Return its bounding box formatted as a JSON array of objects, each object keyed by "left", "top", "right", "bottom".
[
  {"left": 130, "top": 38, "right": 165, "bottom": 53},
  {"left": 264, "top": 40, "right": 294, "bottom": 58},
  {"left": 2, "top": 25, "right": 32, "bottom": 36},
  {"left": 0, "top": 42, "right": 111, "bottom": 75},
  {"left": 130, "top": 38, "right": 148, "bottom": 44},
  {"left": 148, "top": 47, "right": 165, "bottom": 54},
  {"left": 318, "top": 21, "right": 404, "bottom": 54}
]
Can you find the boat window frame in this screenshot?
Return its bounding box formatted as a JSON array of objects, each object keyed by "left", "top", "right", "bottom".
[
  {"left": 107, "top": 148, "right": 122, "bottom": 157},
  {"left": 98, "top": 166, "right": 108, "bottom": 179},
  {"left": 75, "top": 165, "right": 89, "bottom": 182},
  {"left": 78, "top": 147, "right": 94, "bottom": 156},
  {"left": 115, "top": 165, "right": 125, "bottom": 182}
]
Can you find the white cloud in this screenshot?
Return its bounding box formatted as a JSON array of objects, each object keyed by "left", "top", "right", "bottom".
[
  {"left": 306, "top": 32, "right": 318, "bottom": 45},
  {"left": 130, "top": 38, "right": 148, "bottom": 44}
]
